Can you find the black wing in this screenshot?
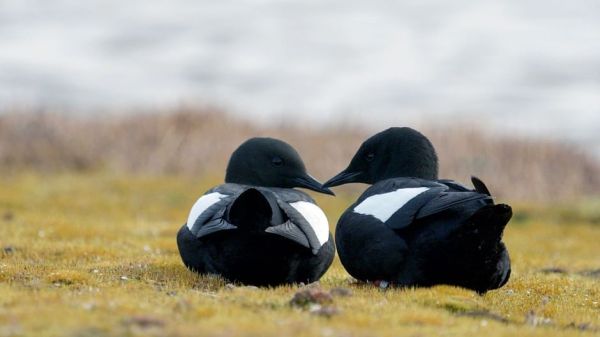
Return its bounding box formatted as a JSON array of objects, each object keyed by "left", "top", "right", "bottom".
[
  {"left": 414, "top": 176, "right": 494, "bottom": 218},
  {"left": 352, "top": 177, "right": 493, "bottom": 230},
  {"left": 263, "top": 187, "right": 330, "bottom": 255},
  {"left": 186, "top": 184, "right": 243, "bottom": 238},
  {"left": 186, "top": 184, "right": 329, "bottom": 255}
]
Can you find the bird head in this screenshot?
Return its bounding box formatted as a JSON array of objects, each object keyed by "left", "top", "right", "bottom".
[
  {"left": 226, "top": 137, "right": 334, "bottom": 195},
  {"left": 324, "top": 127, "right": 438, "bottom": 187}
]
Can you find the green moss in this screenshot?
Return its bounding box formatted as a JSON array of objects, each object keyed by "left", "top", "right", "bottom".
[{"left": 0, "top": 172, "right": 599, "bottom": 337}]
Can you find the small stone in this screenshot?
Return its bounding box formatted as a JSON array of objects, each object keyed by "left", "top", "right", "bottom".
[
  {"left": 2, "top": 211, "right": 14, "bottom": 221},
  {"left": 123, "top": 315, "right": 165, "bottom": 329},
  {"left": 330, "top": 287, "right": 353, "bottom": 297},
  {"left": 374, "top": 280, "right": 390, "bottom": 290},
  {"left": 457, "top": 309, "right": 508, "bottom": 323},
  {"left": 309, "top": 305, "right": 339, "bottom": 317},
  {"left": 290, "top": 287, "right": 333, "bottom": 308},
  {"left": 539, "top": 267, "right": 567, "bottom": 274},
  {"left": 567, "top": 322, "right": 593, "bottom": 331},
  {"left": 2, "top": 246, "right": 15, "bottom": 254},
  {"left": 120, "top": 276, "right": 129, "bottom": 281}
]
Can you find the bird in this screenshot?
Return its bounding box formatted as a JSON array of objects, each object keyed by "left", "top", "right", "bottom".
[
  {"left": 323, "top": 127, "right": 511, "bottom": 294},
  {"left": 177, "top": 137, "right": 335, "bottom": 286}
]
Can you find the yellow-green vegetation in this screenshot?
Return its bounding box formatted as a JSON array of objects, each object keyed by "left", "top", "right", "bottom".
[{"left": 1, "top": 173, "right": 599, "bottom": 337}]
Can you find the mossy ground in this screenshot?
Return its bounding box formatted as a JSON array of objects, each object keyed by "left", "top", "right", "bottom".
[{"left": 0, "top": 173, "right": 599, "bottom": 337}]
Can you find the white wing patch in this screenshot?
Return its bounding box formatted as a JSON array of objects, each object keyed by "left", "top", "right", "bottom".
[
  {"left": 186, "top": 192, "right": 228, "bottom": 230},
  {"left": 353, "top": 187, "right": 430, "bottom": 222},
  {"left": 290, "top": 201, "right": 329, "bottom": 245}
]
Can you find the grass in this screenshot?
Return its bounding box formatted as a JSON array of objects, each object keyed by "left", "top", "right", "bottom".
[
  {"left": 0, "top": 172, "right": 599, "bottom": 337},
  {"left": 1, "top": 110, "right": 599, "bottom": 201}
]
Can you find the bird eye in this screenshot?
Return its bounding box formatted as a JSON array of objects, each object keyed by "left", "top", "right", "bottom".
[
  {"left": 272, "top": 156, "right": 283, "bottom": 166},
  {"left": 365, "top": 152, "right": 375, "bottom": 162}
]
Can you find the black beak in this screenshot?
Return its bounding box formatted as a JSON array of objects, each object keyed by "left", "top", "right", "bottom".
[
  {"left": 323, "top": 170, "right": 363, "bottom": 188},
  {"left": 293, "top": 174, "right": 335, "bottom": 196}
]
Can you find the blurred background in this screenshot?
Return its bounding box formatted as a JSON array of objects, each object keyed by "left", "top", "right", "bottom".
[{"left": 1, "top": 0, "right": 599, "bottom": 201}]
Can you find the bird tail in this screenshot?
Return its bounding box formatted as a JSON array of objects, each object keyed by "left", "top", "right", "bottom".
[
  {"left": 470, "top": 203, "right": 512, "bottom": 239},
  {"left": 471, "top": 176, "right": 492, "bottom": 196},
  {"left": 226, "top": 188, "right": 275, "bottom": 231},
  {"left": 451, "top": 204, "right": 512, "bottom": 293}
]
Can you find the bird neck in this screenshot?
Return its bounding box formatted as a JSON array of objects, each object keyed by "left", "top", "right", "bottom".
[{"left": 225, "top": 166, "right": 262, "bottom": 187}]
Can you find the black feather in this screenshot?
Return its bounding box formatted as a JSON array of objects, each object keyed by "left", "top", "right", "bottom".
[
  {"left": 227, "top": 188, "right": 273, "bottom": 231},
  {"left": 471, "top": 176, "right": 492, "bottom": 196}
]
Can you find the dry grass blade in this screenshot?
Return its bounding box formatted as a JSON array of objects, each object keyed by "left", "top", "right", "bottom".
[{"left": 1, "top": 109, "right": 599, "bottom": 202}]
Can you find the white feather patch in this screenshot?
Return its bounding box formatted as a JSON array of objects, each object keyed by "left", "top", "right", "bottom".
[
  {"left": 290, "top": 201, "right": 329, "bottom": 245},
  {"left": 186, "top": 192, "right": 227, "bottom": 230},
  {"left": 353, "top": 187, "right": 430, "bottom": 222}
]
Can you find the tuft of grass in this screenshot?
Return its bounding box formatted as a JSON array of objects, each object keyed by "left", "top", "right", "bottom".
[{"left": 1, "top": 173, "right": 599, "bottom": 336}]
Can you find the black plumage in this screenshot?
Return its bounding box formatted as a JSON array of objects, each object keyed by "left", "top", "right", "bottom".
[
  {"left": 177, "top": 138, "right": 335, "bottom": 286},
  {"left": 323, "top": 127, "right": 511, "bottom": 293}
]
